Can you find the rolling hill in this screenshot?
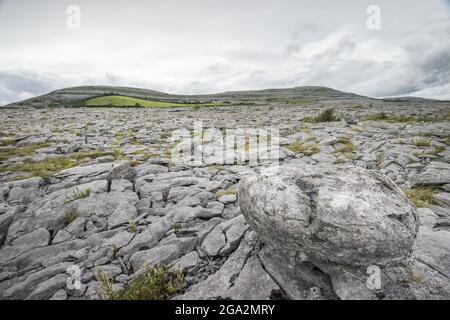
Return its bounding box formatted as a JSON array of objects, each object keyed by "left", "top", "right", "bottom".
[{"left": 3, "top": 85, "right": 375, "bottom": 108}]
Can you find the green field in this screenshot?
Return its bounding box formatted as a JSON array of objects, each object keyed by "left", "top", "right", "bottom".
[{"left": 84, "top": 95, "right": 226, "bottom": 108}]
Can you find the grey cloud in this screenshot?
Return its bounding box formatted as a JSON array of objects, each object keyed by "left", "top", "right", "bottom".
[{"left": 0, "top": 0, "right": 450, "bottom": 103}]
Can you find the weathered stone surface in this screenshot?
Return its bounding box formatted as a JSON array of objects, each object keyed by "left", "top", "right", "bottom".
[
  {"left": 200, "top": 215, "right": 249, "bottom": 257},
  {"left": 413, "top": 162, "right": 450, "bottom": 186},
  {"left": 130, "top": 236, "right": 197, "bottom": 271},
  {"left": 0, "top": 228, "right": 50, "bottom": 263},
  {"left": 25, "top": 274, "right": 68, "bottom": 300},
  {"left": 239, "top": 164, "right": 418, "bottom": 267},
  {"left": 1, "top": 96, "right": 449, "bottom": 301},
  {"left": 175, "top": 231, "right": 258, "bottom": 300}
]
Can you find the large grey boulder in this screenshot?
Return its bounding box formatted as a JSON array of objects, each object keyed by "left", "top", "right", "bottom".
[
  {"left": 238, "top": 164, "right": 423, "bottom": 299},
  {"left": 239, "top": 164, "right": 418, "bottom": 267}
]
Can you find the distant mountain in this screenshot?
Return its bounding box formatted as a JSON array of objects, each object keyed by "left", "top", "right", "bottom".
[
  {"left": 4, "top": 85, "right": 375, "bottom": 108},
  {"left": 381, "top": 96, "right": 449, "bottom": 103}
]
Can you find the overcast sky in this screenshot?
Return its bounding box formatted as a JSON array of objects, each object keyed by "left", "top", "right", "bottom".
[{"left": 0, "top": 0, "right": 450, "bottom": 105}]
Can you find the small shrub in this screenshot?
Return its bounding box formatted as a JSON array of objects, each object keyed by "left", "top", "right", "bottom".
[
  {"left": 128, "top": 221, "right": 138, "bottom": 233},
  {"left": 64, "top": 187, "right": 91, "bottom": 204},
  {"left": 314, "top": 108, "right": 337, "bottom": 122},
  {"left": 286, "top": 141, "right": 320, "bottom": 156},
  {"left": 362, "top": 112, "right": 387, "bottom": 121},
  {"left": 404, "top": 187, "right": 435, "bottom": 208},
  {"left": 431, "top": 145, "right": 445, "bottom": 155},
  {"left": 172, "top": 224, "right": 181, "bottom": 235},
  {"left": 0, "top": 139, "right": 16, "bottom": 147},
  {"left": 413, "top": 138, "right": 431, "bottom": 148},
  {"left": 97, "top": 265, "right": 184, "bottom": 300},
  {"left": 0, "top": 142, "right": 49, "bottom": 162},
  {"left": 160, "top": 131, "right": 171, "bottom": 140},
  {"left": 66, "top": 210, "right": 79, "bottom": 225},
  {"left": 0, "top": 156, "right": 77, "bottom": 177}
]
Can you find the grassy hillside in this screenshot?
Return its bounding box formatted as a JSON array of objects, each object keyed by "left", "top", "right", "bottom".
[
  {"left": 4, "top": 85, "right": 375, "bottom": 108},
  {"left": 85, "top": 95, "right": 228, "bottom": 108}
]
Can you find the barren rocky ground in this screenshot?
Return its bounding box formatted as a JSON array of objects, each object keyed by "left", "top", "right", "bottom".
[{"left": 0, "top": 93, "right": 449, "bottom": 300}]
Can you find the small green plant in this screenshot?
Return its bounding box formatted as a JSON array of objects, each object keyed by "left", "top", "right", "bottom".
[
  {"left": 362, "top": 112, "right": 387, "bottom": 121},
  {"left": 431, "top": 145, "right": 445, "bottom": 155},
  {"left": 404, "top": 187, "right": 435, "bottom": 208},
  {"left": 160, "top": 131, "right": 171, "bottom": 140},
  {"left": 66, "top": 210, "right": 79, "bottom": 225},
  {"left": 332, "top": 137, "right": 357, "bottom": 159},
  {"left": 285, "top": 141, "right": 320, "bottom": 156},
  {"left": 0, "top": 131, "right": 14, "bottom": 137},
  {"left": 215, "top": 188, "right": 237, "bottom": 199},
  {"left": 286, "top": 98, "right": 317, "bottom": 105},
  {"left": 172, "top": 224, "right": 181, "bottom": 235},
  {"left": 112, "top": 244, "right": 120, "bottom": 258},
  {"left": 413, "top": 138, "right": 432, "bottom": 148},
  {"left": 70, "top": 150, "right": 110, "bottom": 161},
  {"left": 0, "top": 142, "right": 49, "bottom": 162},
  {"left": 97, "top": 265, "right": 184, "bottom": 300},
  {"left": 64, "top": 187, "right": 91, "bottom": 204},
  {"left": 376, "top": 152, "right": 385, "bottom": 168},
  {"left": 313, "top": 108, "right": 338, "bottom": 122},
  {"left": 0, "top": 156, "right": 78, "bottom": 177},
  {"left": 0, "top": 139, "right": 16, "bottom": 147},
  {"left": 128, "top": 221, "right": 138, "bottom": 233}
]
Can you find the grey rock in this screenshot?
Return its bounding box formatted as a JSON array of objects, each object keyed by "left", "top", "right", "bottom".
[
  {"left": 413, "top": 162, "right": 450, "bottom": 186},
  {"left": 175, "top": 231, "right": 257, "bottom": 299},
  {"left": 239, "top": 164, "right": 418, "bottom": 267},
  {"left": 130, "top": 236, "right": 197, "bottom": 271},
  {"left": 25, "top": 274, "right": 68, "bottom": 300},
  {"left": 52, "top": 229, "right": 73, "bottom": 244},
  {"left": 0, "top": 228, "right": 50, "bottom": 263},
  {"left": 107, "top": 202, "right": 138, "bottom": 228},
  {"left": 49, "top": 289, "right": 68, "bottom": 300},
  {"left": 433, "top": 193, "right": 450, "bottom": 209},
  {"left": 169, "top": 251, "right": 199, "bottom": 274},
  {"left": 224, "top": 255, "right": 280, "bottom": 300},
  {"left": 218, "top": 194, "right": 237, "bottom": 204}
]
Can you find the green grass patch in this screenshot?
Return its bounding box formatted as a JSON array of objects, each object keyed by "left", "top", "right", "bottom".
[
  {"left": 0, "top": 139, "right": 16, "bottom": 147},
  {"left": 215, "top": 188, "right": 237, "bottom": 199},
  {"left": 0, "top": 156, "right": 79, "bottom": 177},
  {"left": 97, "top": 265, "right": 183, "bottom": 300},
  {"left": 431, "top": 145, "right": 446, "bottom": 155},
  {"left": 404, "top": 187, "right": 435, "bottom": 208},
  {"left": 303, "top": 108, "right": 338, "bottom": 123},
  {"left": 0, "top": 142, "right": 49, "bottom": 161},
  {"left": 64, "top": 187, "right": 91, "bottom": 204},
  {"left": 0, "top": 131, "right": 14, "bottom": 137},
  {"left": 286, "top": 98, "right": 317, "bottom": 105},
  {"left": 332, "top": 137, "right": 357, "bottom": 159},
  {"left": 413, "top": 138, "right": 432, "bottom": 148},
  {"left": 66, "top": 210, "right": 80, "bottom": 225},
  {"left": 70, "top": 150, "right": 111, "bottom": 161},
  {"left": 286, "top": 141, "right": 320, "bottom": 156},
  {"left": 85, "top": 95, "right": 227, "bottom": 108},
  {"left": 361, "top": 113, "right": 448, "bottom": 123}
]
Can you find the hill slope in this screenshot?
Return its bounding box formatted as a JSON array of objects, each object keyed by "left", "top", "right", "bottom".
[{"left": 4, "top": 85, "right": 374, "bottom": 108}]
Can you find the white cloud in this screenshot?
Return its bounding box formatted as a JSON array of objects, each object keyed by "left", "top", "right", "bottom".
[{"left": 0, "top": 0, "right": 450, "bottom": 104}]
